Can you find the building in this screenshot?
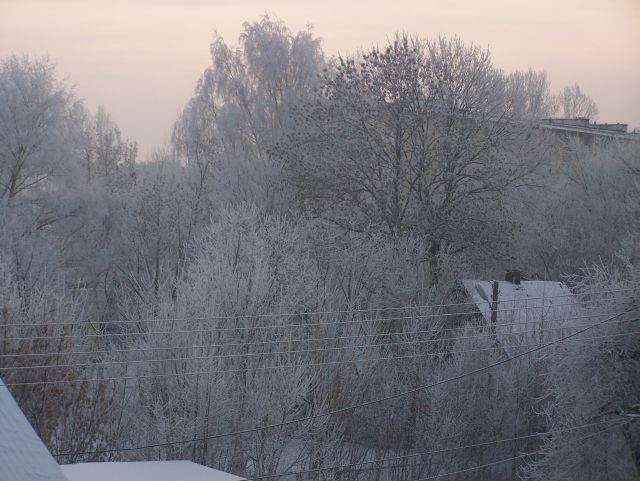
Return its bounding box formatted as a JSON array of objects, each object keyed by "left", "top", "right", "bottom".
[
  {"left": 0, "top": 376, "right": 69, "bottom": 481},
  {"left": 538, "top": 117, "right": 640, "bottom": 143},
  {"left": 461, "top": 272, "right": 578, "bottom": 355}
]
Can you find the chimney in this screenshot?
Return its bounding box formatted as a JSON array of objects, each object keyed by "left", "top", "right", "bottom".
[{"left": 505, "top": 270, "right": 521, "bottom": 285}]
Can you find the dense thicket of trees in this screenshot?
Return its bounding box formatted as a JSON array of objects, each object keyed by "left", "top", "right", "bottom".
[{"left": 0, "top": 16, "right": 638, "bottom": 480}]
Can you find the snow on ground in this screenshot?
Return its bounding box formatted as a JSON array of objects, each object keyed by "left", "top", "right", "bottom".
[
  {"left": 0, "top": 376, "right": 69, "bottom": 481},
  {"left": 61, "top": 461, "right": 246, "bottom": 481}
]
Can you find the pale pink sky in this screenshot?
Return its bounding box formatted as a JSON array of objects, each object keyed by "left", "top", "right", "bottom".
[{"left": 1, "top": 0, "right": 639, "bottom": 158}]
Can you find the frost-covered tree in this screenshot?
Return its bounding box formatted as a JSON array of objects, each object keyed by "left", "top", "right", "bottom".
[
  {"left": 117, "top": 151, "right": 188, "bottom": 297},
  {"left": 173, "top": 15, "right": 325, "bottom": 211},
  {"left": 0, "top": 55, "right": 78, "bottom": 200},
  {"left": 0, "top": 55, "right": 85, "bottom": 288},
  {"left": 82, "top": 106, "right": 137, "bottom": 187},
  {"left": 0, "top": 254, "right": 124, "bottom": 463},
  {"left": 507, "top": 69, "right": 557, "bottom": 119},
  {"left": 278, "top": 35, "right": 542, "bottom": 260},
  {"left": 119, "top": 205, "right": 342, "bottom": 475},
  {"left": 0, "top": 54, "right": 138, "bottom": 313},
  {"left": 557, "top": 83, "right": 598, "bottom": 119},
  {"left": 3, "top": 19, "right": 638, "bottom": 479},
  {"left": 512, "top": 140, "right": 640, "bottom": 279},
  {"left": 523, "top": 263, "right": 640, "bottom": 480},
  {"left": 207, "top": 15, "right": 324, "bottom": 150},
  {"left": 171, "top": 80, "right": 219, "bottom": 252}
]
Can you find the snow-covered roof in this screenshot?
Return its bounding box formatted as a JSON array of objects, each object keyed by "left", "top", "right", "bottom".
[
  {"left": 462, "top": 280, "right": 579, "bottom": 353},
  {"left": 0, "top": 376, "right": 69, "bottom": 481},
  {"left": 0, "top": 379, "right": 243, "bottom": 481},
  {"left": 61, "top": 461, "right": 246, "bottom": 481}
]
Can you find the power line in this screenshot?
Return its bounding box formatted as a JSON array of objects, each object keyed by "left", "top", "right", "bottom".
[
  {"left": 3, "top": 316, "right": 635, "bottom": 373},
  {"left": 247, "top": 419, "right": 625, "bottom": 480},
  {"left": 3, "top": 296, "right": 629, "bottom": 342},
  {"left": 47, "top": 309, "right": 634, "bottom": 456},
  {"left": 0, "top": 313, "right": 616, "bottom": 358},
  {"left": 412, "top": 421, "right": 628, "bottom": 481},
  {"left": 3, "top": 330, "right": 636, "bottom": 387},
  {"left": 1, "top": 299, "right": 588, "bottom": 340},
  {"left": 4, "top": 330, "right": 636, "bottom": 387},
  {"left": 1, "top": 308, "right": 627, "bottom": 361},
  {"left": 13, "top": 286, "right": 635, "bottom": 328},
  {"left": 0, "top": 306, "right": 628, "bottom": 361}
]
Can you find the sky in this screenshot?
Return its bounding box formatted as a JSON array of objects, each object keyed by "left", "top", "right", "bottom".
[{"left": 1, "top": 0, "right": 639, "bottom": 159}]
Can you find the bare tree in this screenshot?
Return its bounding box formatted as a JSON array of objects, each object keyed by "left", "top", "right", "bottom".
[
  {"left": 507, "top": 69, "right": 557, "bottom": 119},
  {"left": 278, "top": 34, "right": 541, "bottom": 259},
  {"left": 84, "top": 106, "right": 137, "bottom": 187},
  {"left": 557, "top": 83, "right": 598, "bottom": 119}
]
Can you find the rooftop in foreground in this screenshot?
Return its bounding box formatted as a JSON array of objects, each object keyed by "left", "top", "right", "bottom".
[
  {"left": 61, "top": 460, "right": 246, "bottom": 481},
  {"left": 0, "top": 376, "right": 68, "bottom": 481}
]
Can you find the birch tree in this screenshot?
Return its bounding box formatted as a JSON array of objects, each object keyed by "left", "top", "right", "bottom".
[{"left": 173, "top": 15, "right": 325, "bottom": 211}]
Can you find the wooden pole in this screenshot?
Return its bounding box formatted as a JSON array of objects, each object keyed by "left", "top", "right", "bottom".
[{"left": 491, "top": 281, "right": 499, "bottom": 326}]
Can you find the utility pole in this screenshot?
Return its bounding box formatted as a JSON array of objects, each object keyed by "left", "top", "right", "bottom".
[{"left": 491, "top": 280, "right": 499, "bottom": 327}]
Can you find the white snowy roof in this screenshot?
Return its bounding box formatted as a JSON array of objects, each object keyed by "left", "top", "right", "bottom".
[
  {"left": 462, "top": 280, "right": 578, "bottom": 352},
  {"left": 61, "top": 461, "right": 246, "bottom": 481},
  {"left": 0, "top": 376, "right": 69, "bottom": 481}
]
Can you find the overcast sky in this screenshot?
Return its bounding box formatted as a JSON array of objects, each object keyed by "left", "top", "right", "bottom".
[{"left": 1, "top": 0, "right": 639, "bottom": 159}]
